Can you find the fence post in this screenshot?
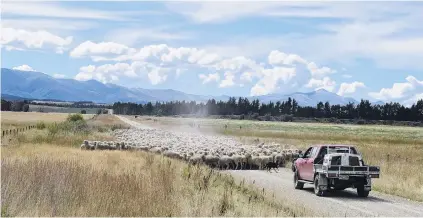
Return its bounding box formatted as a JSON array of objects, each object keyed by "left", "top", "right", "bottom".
[{"left": 2, "top": 131, "right": 4, "bottom": 137}]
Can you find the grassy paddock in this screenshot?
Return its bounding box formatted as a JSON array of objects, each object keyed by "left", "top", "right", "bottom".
[
  {"left": 1, "top": 111, "right": 94, "bottom": 130},
  {"left": 1, "top": 114, "right": 309, "bottom": 217},
  {"left": 131, "top": 116, "right": 423, "bottom": 202}
]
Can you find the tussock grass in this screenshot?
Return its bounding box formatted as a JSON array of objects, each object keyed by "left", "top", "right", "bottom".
[
  {"left": 1, "top": 145, "right": 308, "bottom": 217},
  {"left": 131, "top": 116, "right": 423, "bottom": 202},
  {"left": 1, "top": 114, "right": 309, "bottom": 217}
]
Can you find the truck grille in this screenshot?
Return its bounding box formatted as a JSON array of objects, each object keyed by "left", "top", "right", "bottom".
[
  {"left": 341, "top": 166, "right": 353, "bottom": 171},
  {"left": 349, "top": 156, "right": 360, "bottom": 166}
]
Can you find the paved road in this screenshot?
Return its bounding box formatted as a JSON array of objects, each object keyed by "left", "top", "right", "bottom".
[{"left": 116, "top": 115, "right": 423, "bottom": 217}]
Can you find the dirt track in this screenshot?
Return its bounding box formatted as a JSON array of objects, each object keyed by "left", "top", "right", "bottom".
[{"left": 116, "top": 115, "right": 423, "bottom": 217}]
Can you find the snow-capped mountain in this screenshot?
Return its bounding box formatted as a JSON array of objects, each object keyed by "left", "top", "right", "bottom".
[{"left": 1, "top": 68, "right": 366, "bottom": 106}]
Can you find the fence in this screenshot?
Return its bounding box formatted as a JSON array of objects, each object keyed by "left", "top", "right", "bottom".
[{"left": 2, "top": 125, "right": 36, "bottom": 137}]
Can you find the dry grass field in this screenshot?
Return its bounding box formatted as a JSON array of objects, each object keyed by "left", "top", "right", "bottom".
[
  {"left": 1, "top": 111, "right": 94, "bottom": 129},
  {"left": 1, "top": 114, "right": 309, "bottom": 217},
  {"left": 130, "top": 116, "right": 423, "bottom": 202}
]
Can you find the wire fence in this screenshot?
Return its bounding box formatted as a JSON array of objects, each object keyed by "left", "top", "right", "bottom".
[{"left": 2, "top": 125, "right": 36, "bottom": 137}]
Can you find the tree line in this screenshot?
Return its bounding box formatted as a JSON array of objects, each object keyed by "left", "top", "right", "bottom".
[
  {"left": 113, "top": 97, "right": 423, "bottom": 122},
  {"left": 1, "top": 99, "right": 29, "bottom": 112}
]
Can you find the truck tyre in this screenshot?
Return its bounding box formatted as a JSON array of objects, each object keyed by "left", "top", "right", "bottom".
[
  {"left": 294, "top": 170, "right": 304, "bottom": 189},
  {"left": 314, "top": 175, "right": 327, "bottom": 197},
  {"left": 357, "top": 186, "right": 370, "bottom": 197}
]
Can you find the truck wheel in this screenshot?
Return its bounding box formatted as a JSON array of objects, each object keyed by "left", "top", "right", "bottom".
[
  {"left": 294, "top": 171, "right": 304, "bottom": 189},
  {"left": 314, "top": 175, "right": 327, "bottom": 197},
  {"left": 357, "top": 186, "right": 370, "bottom": 197}
]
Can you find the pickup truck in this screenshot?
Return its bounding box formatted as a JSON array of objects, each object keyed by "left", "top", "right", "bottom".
[{"left": 293, "top": 144, "right": 380, "bottom": 197}]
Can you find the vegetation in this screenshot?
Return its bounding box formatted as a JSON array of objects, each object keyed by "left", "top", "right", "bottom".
[
  {"left": 113, "top": 97, "right": 423, "bottom": 123},
  {"left": 131, "top": 116, "right": 423, "bottom": 202},
  {"left": 1, "top": 114, "right": 309, "bottom": 216},
  {"left": 1, "top": 111, "right": 93, "bottom": 130}
]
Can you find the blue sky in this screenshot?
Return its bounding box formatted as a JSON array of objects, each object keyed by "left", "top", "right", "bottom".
[{"left": 1, "top": 1, "right": 423, "bottom": 105}]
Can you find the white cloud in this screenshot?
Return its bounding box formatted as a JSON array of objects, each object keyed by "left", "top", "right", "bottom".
[
  {"left": 70, "top": 41, "right": 340, "bottom": 95},
  {"left": 2, "top": 19, "right": 96, "bottom": 31},
  {"left": 219, "top": 72, "right": 236, "bottom": 88},
  {"left": 1, "top": 28, "right": 73, "bottom": 53},
  {"left": 53, "top": 74, "right": 67, "bottom": 79},
  {"left": 250, "top": 67, "right": 297, "bottom": 96},
  {"left": 307, "top": 62, "right": 336, "bottom": 79},
  {"left": 240, "top": 72, "right": 253, "bottom": 82},
  {"left": 148, "top": 68, "right": 169, "bottom": 85},
  {"left": 268, "top": 50, "right": 307, "bottom": 66},
  {"left": 337, "top": 82, "right": 366, "bottom": 96},
  {"left": 70, "top": 41, "right": 136, "bottom": 59},
  {"left": 305, "top": 77, "right": 337, "bottom": 92},
  {"left": 402, "top": 93, "right": 423, "bottom": 107},
  {"left": 165, "top": 2, "right": 353, "bottom": 24},
  {"left": 12, "top": 64, "right": 36, "bottom": 72},
  {"left": 2, "top": 2, "right": 132, "bottom": 21},
  {"left": 342, "top": 74, "right": 353, "bottom": 79},
  {"left": 75, "top": 62, "right": 172, "bottom": 85},
  {"left": 369, "top": 76, "right": 423, "bottom": 101},
  {"left": 199, "top": 73, "right": 220, "bottom": 84},
  {"left": 176, "top": 2, "right": 423, "bottom": 70}
]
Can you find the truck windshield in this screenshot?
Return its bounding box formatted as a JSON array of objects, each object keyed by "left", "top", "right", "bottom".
[{"left": 326, "top": 146, "right": 357, "bottom": 154}]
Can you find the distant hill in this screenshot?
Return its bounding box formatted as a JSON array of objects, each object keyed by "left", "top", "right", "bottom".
[
  {"left": 1, "top": 68, "right": 370, "bottom": 106},
  {"left": 250, "top": 89, "right": 360, "bottom": 107}
]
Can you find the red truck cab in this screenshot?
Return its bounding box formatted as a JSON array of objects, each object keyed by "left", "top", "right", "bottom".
[
  {"left": 294, "top": 145, "right": 359, "bottom": 182},
  {"left": 293, "top": 144, "right": 378, "bottom": 197}
]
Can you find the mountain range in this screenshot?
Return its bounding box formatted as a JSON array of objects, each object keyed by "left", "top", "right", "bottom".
[{"left": 1, "top": 68, "right": 372, "bottom": 106}]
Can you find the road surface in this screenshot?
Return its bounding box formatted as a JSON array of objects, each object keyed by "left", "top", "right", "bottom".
[{"left": 116, "top": 115, "right": 423, "bottom": 217}]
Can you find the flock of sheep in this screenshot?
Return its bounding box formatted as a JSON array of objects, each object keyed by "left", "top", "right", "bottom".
[{"left": 81, "top": 128, "right": 301, "bottom": 170}]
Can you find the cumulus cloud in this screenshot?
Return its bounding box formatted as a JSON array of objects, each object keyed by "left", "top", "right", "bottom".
[
  {"left": 337, "top": 81, "right": 366, "bottom": 96},
  {"left": 305, "top": 77, "right": 337, "bottom": 92},
  {"left": 70, "top": 41, "right": 339, "bottom": 93},
  {"left": 250, "top": 67, "right": 297, "bottom": 96},
  {"left": 199, "top": 73, "right": 220, "bottom": 84},
  {"left": 307, "top": 62, "right": 336, "bottom": 78},
  {"left": 70, "top": 41, "right": 136, "bottom": 59},
  {"left": 12, "top": 64, "right": 36, "bottom": 72},
  {"left": 268, "top": 50, "right": 307, "bottom": 66},
  {"left": 219, "top": 72, "right": 235, "bottom": 88},
  {"left": 1, "top": 28, "right": 72, "bottom": 53},
  {"left": 369, "top": 76, "right": 423, "bottom": 101},
  {"left": 75, "top": 62, "right": 171, "bottom": 85}
]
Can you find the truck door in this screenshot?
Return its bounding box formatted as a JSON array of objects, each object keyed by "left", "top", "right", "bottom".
[
  {"left": 297, "top": 147, "right": 313, "bottom": 179},
  {"left": 303, "top": 147, "right": 318, "bottom": 181}
]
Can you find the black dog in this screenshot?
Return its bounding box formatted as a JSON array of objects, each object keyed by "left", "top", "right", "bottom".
[{"left": 264, "top": 162, "right": 279, "bottom": 173}]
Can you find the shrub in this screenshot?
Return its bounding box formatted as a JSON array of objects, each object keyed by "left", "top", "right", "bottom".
[
  {"left": 47, "top": 122, "right": 60, "bottom": 135},
  {"left": 81, "top": 110, "right": 87, "bottom": 114},
  {"left": 67, "top": 113, "right": 84, "bottom": 122},
  {"left": 36, "top": 121, "right": 46, "bottom": 130}
]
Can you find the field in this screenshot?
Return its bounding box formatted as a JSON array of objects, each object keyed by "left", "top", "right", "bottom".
[
  {"left": 1, "top": 111, "right": 94, "bottom": 130},
  {"left": 1, "top": 112, "right": 308, "bottom": 216},
  {"left": 28, "top": 104, "right": 105, "bottom": 114},
  {"left": 130, "top": 115, "right": 423, "bottom": 202}
]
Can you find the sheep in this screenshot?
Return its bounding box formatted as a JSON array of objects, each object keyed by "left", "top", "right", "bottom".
[
  {"left": 231, "top": 154, "right": 243, "bottom": 170},
  {"left": 189, "top": 154, "right": 205, "bottom": 165},
  {"left": 203, "top": 154, "right": 220, "bottom": 168},
  {"left": 218, "top": 155, "right": 235, "bottom": 170},
  {"left": 82, "top": 128, "right": 301, "bottom": 172}
]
